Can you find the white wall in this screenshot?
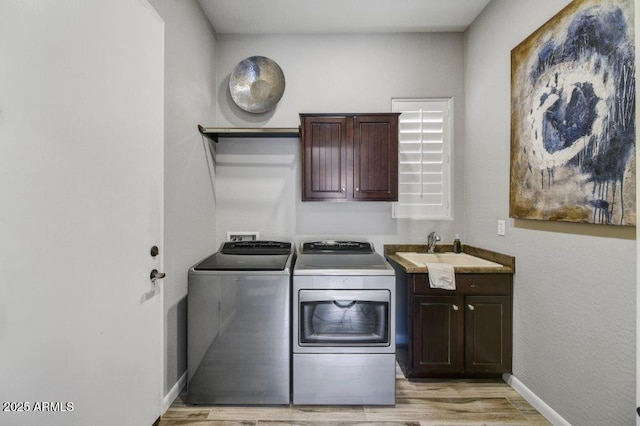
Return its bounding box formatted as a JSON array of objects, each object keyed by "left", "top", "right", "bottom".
[
  {"left": 465, "top": 1, "right": 636, "bottom": 424},
  {"left": 213, "top": 33, "right": 466, "bottom": 249},
  {"left": 147, "top": 0, "right": 217, "bottom": 397}
]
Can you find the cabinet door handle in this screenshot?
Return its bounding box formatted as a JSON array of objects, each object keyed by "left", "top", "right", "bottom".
[
  {"left": 341, "top": 187, "right": 345, "bottom": 192},
  {"left": 452, "top": 304, "right": 459, "bottom": 311},
  {"left": 468, "top": 304, "right": 475, "bottom": 311}
]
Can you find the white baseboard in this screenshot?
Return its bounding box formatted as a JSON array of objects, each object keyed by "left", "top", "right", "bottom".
[
  {"left": 503, "top": 373, "right": 571, "bottom": 426},
  {"left": 163, "top": 371, "right": 187, "bottom": 414}
]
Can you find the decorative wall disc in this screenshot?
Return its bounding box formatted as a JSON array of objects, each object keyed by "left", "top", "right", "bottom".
[{"left": 229, "top": 56, "right": 285, "bottom": 113}]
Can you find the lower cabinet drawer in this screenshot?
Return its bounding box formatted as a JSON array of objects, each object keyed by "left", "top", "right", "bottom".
[{"left": 413, "top": 273, "right": 511, "bottom": 295}]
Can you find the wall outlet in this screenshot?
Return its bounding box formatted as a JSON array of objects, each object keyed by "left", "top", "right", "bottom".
[
  {"left": 227, "top": 231, "right": 260, "bottom": 242},
  {"left": 497, "top": 220, "right": 506, "bottom": 236}
]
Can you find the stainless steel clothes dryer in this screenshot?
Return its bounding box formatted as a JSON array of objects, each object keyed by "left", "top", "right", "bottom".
[
  {"left": 187, "top": 241, "right": 294, "bottom": 405},
  {"left": 292, "top": 241, "right": 396, "bottom": 405}
]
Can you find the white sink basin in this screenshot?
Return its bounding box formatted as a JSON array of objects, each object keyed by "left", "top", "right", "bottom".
[{"left": 396, "top": 252, "right": 503, "bottom": 268}]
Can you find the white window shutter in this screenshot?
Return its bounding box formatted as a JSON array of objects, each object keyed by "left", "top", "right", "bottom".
[{"left": 391, "top": 98, "right": 452, "bottom": 220}]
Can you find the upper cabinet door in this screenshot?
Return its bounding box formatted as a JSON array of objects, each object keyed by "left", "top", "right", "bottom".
[
  {"left": 300, "top": 113, "right": 399, "bottom": 202},
  {"left": 301, "top": 115, "right": 350, "bottom": 201},
  {"left": 353, "top": 114, "right": 399, "bottom": 201}
]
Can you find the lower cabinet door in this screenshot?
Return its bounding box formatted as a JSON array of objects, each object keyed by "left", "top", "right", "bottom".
[
  {"left": 413, "top": 295, "right": 463, "bottom": 373},
  {"left": 464, "top": 295, "right": 512, "bottom": 373}
]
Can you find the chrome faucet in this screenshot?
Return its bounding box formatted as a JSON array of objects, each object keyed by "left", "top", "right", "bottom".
[{"left": 427, "top": 231, "right": 441, "bottom": 253}]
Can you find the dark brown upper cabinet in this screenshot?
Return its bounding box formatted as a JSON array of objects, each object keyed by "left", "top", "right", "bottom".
[{"left": 300, "top": 113, "right": 399, "bottom": 202}]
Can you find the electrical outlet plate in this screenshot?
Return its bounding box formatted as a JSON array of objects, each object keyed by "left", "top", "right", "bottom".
[
  {"left": 497, "top": 220, "right": 506, "bottom": 236},
  {"left": 227, "top": 231, "right": 260, "bottom": 242}
]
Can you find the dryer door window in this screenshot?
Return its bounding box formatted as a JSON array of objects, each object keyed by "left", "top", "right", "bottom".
[{"left": 298, "top": 290, "right": 390, "bottom": 346}]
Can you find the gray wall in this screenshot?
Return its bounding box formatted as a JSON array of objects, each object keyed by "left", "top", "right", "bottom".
[
  {"left": 464, "top": 1, "right": 636, "bottom": 424},
  {"left": 147, "top": 0, "right": 218, "bottom": 396},
  {"left": 153, "top": 3, "right": 636, "bottom": 422},
  {"left": 213, "top": 33, "right": 467, "bottom": 250}
]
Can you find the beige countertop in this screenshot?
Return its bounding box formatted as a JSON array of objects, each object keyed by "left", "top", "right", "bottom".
[{"left": 384, "top": 244, "right": 515, "bottom": 274}]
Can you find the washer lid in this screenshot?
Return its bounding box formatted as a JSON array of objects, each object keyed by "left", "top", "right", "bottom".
[
  {"left": 194, "top": 240, "right": 293, "bottom": 271},
  {"left": 194, "top": 253, "right": 291, "bottom": 271}
]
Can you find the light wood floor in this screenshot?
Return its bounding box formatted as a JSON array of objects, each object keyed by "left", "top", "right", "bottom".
[{"left": 160, "top": 375, "right": 549, "bottom": 425}]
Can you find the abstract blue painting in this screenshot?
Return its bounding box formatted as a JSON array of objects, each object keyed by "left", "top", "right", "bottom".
[{"left": 511, "top": 0, "right": 635, "bottom": 226}]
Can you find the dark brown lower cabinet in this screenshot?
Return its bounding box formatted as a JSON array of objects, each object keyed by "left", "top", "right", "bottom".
[
  {"left": 413, "top": 294, "right": 462, "bottom": 373},
  {"left": 465, "top": 294, "right": 512, "bottom": 373},
  {"left": 407, "top": 274, "right": 512, "bottom": 378}
]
